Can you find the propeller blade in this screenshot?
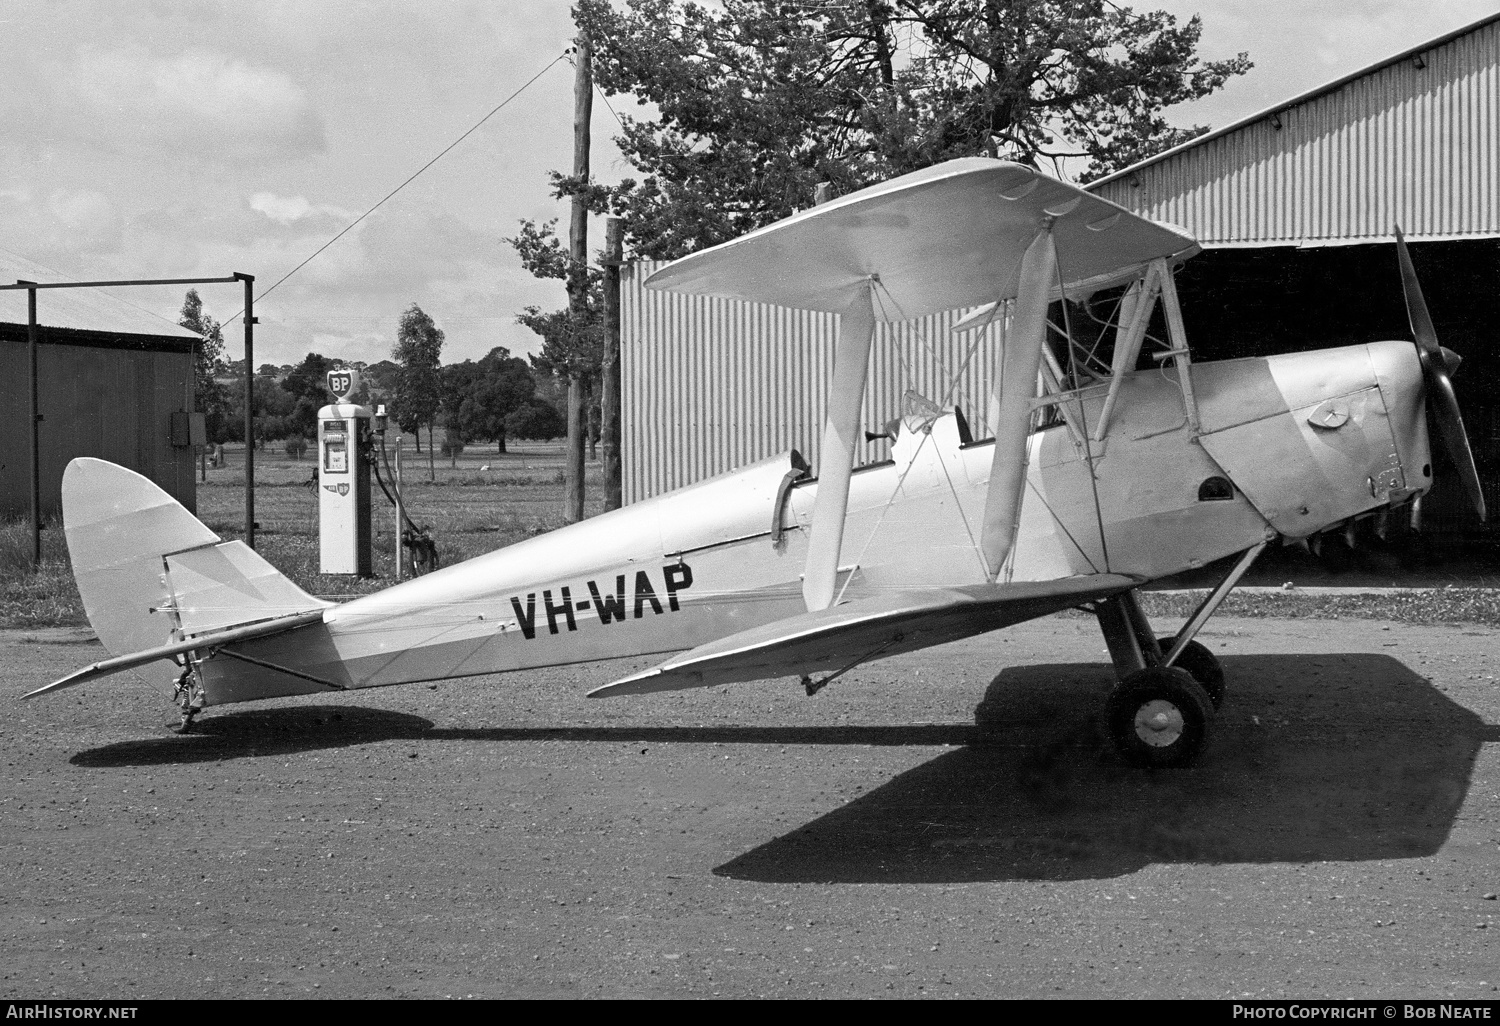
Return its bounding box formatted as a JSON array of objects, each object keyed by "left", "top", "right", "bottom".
[
  {"left": 1394, "top": 227, "right": 1441, "bottom": 357},
  {"left": 1393, "top": 228, "right": 1487, "bottom": 523},
  {"left": 1425, "top": 361, "right": 1488, "bottom": 522}
]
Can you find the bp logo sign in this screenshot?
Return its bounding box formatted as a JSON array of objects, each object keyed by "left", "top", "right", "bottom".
[{"left": 326, "top": 368, "right": 358, "bottom": 401}]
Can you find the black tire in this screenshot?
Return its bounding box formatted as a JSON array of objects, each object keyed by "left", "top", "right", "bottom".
[
  {"left": 1106, "top": 666, "right": 1215, "bottom": 769},
  {"left": 1156, "top": 636, "right": 1226, "bottom": 709}
]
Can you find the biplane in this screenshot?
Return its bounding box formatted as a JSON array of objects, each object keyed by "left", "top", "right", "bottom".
[{"left": 26, "top": 158, "right": 1486, "bottom": 768}]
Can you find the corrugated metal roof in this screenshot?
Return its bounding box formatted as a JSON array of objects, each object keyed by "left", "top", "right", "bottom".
[
  {"left": 622, "top": 260, "right": 1005, "bottom": 503},
  {"left": 1088, "top": 12, "right": 1500, "bottom": 246},
  {"left": 0, "top": 247, "right": 202, "bottom": 340}
]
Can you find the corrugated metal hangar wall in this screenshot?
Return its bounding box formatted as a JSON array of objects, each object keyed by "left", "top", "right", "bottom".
[
  {"left": 621, "top": 260, "right": 1004, "bottom": 504},
  {"left": 1087, "top": 15, "right": 1500, "bottom": 246},
  {"left": 1092, "top": 16, "right": 1500, "bottom": 244}
]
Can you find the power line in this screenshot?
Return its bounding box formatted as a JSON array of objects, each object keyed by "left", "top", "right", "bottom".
[
  {"left": 230, "top": 50, "right": 570, "bottom": 322},
  {"left": 591, "top": 77, "right": 627, "bottom": 133}
]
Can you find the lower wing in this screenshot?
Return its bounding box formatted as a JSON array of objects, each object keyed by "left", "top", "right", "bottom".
[{"left": 590, "top": 573, "right": 1139, "bottom": 697}]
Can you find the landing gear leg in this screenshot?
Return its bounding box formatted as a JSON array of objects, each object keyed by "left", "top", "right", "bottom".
[
  {"left": 1158, "top": 539, "right": 1268, "bottom": 684},
  {"left": 1093, "top": 538, "right": 1269, "bottom": 767},
  {"left": 171, "top": 664, "right": 205, "bottom": 734}
]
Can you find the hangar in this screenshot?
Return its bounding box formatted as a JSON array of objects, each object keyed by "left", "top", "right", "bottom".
[
  {"left": 0, "top": 248, "right": 204, "bottom": 519},
  {"left": 620, "top": 12, "right": 1498, "bottom": 540},
  {"left": 1086, "top": 11, "right": 1500, "bottom": 538}
]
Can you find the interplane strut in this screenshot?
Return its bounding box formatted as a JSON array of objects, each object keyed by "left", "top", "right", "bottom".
[{"left": 802, "top": 283, "right": 877, "bottom": 611}]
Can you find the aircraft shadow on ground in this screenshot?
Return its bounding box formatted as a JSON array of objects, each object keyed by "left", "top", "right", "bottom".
[
  {"left": 716, "top": 655, "right": 1499, "bottom": 883},
  {"left": 71, "top": 710, "right": 991, "bottom": 768},
  {"left": 70, "top": 706, "right": 439, "bottom": 767},
  {"left": 70, "top": 655, "right": 1498, "bottom": 885}
]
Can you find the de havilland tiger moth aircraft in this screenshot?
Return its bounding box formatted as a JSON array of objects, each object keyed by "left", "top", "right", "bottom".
[{"left": 26, "top": 157, "right": 1488, "bottom": 768}]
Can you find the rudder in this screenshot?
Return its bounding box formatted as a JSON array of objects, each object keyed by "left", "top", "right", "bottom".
[{"left": 62, "top": 458, "right": 328, "bottom": 668}]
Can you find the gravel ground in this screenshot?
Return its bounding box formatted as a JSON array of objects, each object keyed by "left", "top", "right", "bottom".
[{"left": 3, "top": 615, "right": 1498, "bottom": 999}]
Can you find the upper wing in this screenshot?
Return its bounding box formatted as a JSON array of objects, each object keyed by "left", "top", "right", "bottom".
[
  {"left": 589, "top": 574, "right": 1139, "bottom": 697},
  {"left": 644, "top": 158, "right": 1198, "bottom": 320}
]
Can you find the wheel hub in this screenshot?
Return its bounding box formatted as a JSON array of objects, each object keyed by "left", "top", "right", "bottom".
[{"left": 1133, "top": 699, "right": 1184, "bottom": 747}]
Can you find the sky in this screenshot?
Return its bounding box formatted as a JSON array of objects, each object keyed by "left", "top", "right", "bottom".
[{"left": 2, "top": 0, "right": 1497, "bottom": 368}]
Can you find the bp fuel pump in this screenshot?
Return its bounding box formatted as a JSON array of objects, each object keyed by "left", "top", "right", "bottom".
[{"left": 318, "top": 368, "right": 372, "bottom": 575}]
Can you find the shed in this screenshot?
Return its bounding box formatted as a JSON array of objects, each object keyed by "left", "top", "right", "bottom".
[
  {"left": 1086, "top": 12, "right": 1500, "bottom": 535},
  {"left": 0, "top": 248, "right": 204, "bottom": 519}
]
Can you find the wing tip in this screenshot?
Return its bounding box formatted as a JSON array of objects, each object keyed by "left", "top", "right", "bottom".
[
  {"left": 22, "top": 670, "right": 88, "bottom": 701},
  {"left": 589, "top": 666, "right": 708, "bottom": 698},
  {"left": 587, "top": 671, "right": 659, "bottom": 698}
]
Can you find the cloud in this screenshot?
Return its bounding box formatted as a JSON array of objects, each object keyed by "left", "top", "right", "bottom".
[
  {"left": 48, "top": 190, "right": 116, "bottom": 230},
  {"left": 0, "top": 188, "right": 123, "bottom": 257},
  {"left": 247, "top": 191, "right": 358, "bottom": 227},
  {"left": 51, "top": 45, "right": 325, "bottom": 159},
  {"left": 249, "top": 192, "right": 312, "bottom": 224}
]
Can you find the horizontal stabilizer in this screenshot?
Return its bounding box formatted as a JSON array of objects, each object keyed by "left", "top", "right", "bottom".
[
  {"left": 590, "top": 574, "right": 1138, "bottom": 697},
  {"left": 168, "top": 541, "right": 331, "bottom": 635},
  {"left": 23, "top": 610, "right": 328, "bottom": 700}
]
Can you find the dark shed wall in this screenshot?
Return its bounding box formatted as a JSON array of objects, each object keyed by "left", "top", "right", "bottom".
[{"left": 0, "top": 328, "right": 197, "bottom": 518}]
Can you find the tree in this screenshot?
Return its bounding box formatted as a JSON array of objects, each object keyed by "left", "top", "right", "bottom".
[
  {"left": 179, "top": 289, "right": 233, "bottom": 443},
  {"left": 508, "top": 218, "right": 604, "bottom": 506},
  {"left": 391, "top": 303, "right": 445, "bottom": 478},
  {"left": 279, "top": 352, "right": 334, "bottom": 439},
  {"left": 221, "top": 369, "right": 295, "bottom": 444},
  {"left": 506, "top": 400, "right": 568, "bottom": 441},
  {"left": 361, "top": 359, "right": 402, "bottom": 408},
  {"left": 508, "top": 228, "right": 601, "bottom": 518},
  {"left": 440, "top": 346, "right": 538, "bottom": 454},
  {"left": 574, "top": 0, "right": 1250, "bottom": 258}
]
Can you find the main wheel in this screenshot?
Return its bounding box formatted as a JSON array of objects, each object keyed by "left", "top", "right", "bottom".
[
  {"left": 1106, "top": 666, "right": 1214, "bottom": 769},
  {"left": 1156, "top": 636, "right": 1225, "bottom": 709}
]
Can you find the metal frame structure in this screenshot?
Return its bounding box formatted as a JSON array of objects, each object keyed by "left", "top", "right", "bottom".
[{"left": 0, "top": 274, "right": 256, "bottom": 566}]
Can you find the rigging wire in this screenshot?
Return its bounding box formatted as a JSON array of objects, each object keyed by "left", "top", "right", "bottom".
[
  {"left": 843, "top": 281, "right": 992, "bottom": 601},
  {"left": 226, "top": 51, "right": 569, "bottom": 322}
]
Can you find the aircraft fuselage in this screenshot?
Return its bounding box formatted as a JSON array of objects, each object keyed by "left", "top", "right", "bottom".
[{"left": 197, "top": 339, "right": 1430, "bottom": 706}]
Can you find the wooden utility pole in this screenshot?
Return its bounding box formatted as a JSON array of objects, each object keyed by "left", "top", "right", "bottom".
[
  {"left": 25, "top": 284, "right": 40, "bottom": 566},
  {"left": 565, "top": 25, "right": 593, "bottom": 524},
  {"left": 602, "top": 217, "right": 623, "bottom": 510}
]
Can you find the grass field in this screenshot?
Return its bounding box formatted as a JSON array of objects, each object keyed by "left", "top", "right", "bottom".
[{"left": 3, "top": 439, "right": 1499, "bottom": 630}]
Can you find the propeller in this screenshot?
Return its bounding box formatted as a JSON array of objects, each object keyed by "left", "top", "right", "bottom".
[{"left": 1394, "top": 228, "right": 1487, "bottom": 522}]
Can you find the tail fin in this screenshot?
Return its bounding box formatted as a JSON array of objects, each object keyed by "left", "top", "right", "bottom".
[{"left": 63, "top": 458, "right": 329, "bottom": 664}]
